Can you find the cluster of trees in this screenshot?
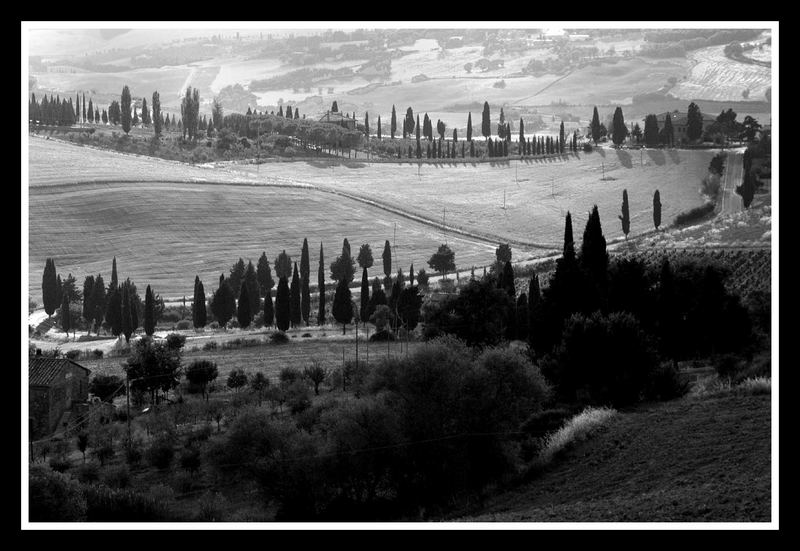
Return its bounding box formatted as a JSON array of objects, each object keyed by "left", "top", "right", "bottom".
[
  {"left": 41, "top": 257, "right": 164, "bottom": 340},
  {"left": 423, "top": 205, "right": 757, "bottom": 407}
]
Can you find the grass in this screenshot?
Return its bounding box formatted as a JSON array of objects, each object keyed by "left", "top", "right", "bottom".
[
  {"left": 690, "top": 375, "right": 772, "bottom": 398},
  {"left": 538, "top": 407, "right": 617, "bottom": 464},
  {"left": 458, "top": 392, "right": 771, "bottom": 522}
]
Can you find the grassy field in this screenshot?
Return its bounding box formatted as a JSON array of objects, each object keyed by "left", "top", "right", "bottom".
[
  {"left": 457, "top": 392, "right": 771, "bottom": 522},
  {"left": 28, "top": 139, "right": 507, "bottom": 302},
  {"left": 671, "top": 44, "right": 772, "bottom": 103},
  {"left": 239, "top": 147, "right": 719, "bottom": 248}
]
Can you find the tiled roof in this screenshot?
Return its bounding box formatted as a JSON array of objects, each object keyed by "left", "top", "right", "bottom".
[{"left": 29, "top": 357, "right": 90, "bottom": 387}]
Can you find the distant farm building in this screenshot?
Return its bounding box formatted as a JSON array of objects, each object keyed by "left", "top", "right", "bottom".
[
  {"left": 29, "top": 356, "right": 91, "bottom": 439},
  {"left": 650, "top": 110, "right": 717, "bottom": 139},
  {"left": 319, "top": 110, "right": 357, "bottom": 131}
]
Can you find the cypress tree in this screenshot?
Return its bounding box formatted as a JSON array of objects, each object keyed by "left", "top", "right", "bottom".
[
  {"left": 121, "top": 283, "right": 132, "bottom": 342},
  {"left": 653, "top": 190, "right": 662, "bottom": 230},
  {"left": 318, "top": 243, "right": 326, "bottom": 325},
  {"left": 132, "top": 106, "right": 139, "bottom": 126},
  {"left": 237, "top": 283, "right": 252, "bottom": 328},
  {"left": 382, "top": 240, "right": 392, "bottom": 279},
  {"left": 687, "top": 102, "right": 703, "bottom": 141},
  {"left": 564, "top": 211, "right": 574, "bottom": 256},
  {"left": 121, "top": 85, "right": 132, "bottom": 134},
  {"left": 56, "top": 274, "right": 62, "bottom": 306},
  {"left": 275, "top": 276, "right": 290, "bottom": 331},
  {"left": 263, "top": 284, "right": 274, "bottom": 328},
  {"left": 482, "top": 101, "right": 491, "bottom": 139},
  {"left": 377, "top": 115, "right": 382, "bottom": 140},
  {"left": 501, "top": 261, "right": 516, "bottom": 301},
  {"left": 409, "top": 264, "right": 415, "bottom": 287},
  {"left": 578, "top": 205, "right": 609, "bottom": 313},
  {"left": 211, "top": 274, "right": 235, "bottom": 328},
  {"left": 360, "top": 267, "right": 370, "bottom": 327},
  {"left": 91, "top": 275, "right": 106, "bottom": 335},
  {"left": 467, "top": 112, "right": 473, "bottom": 141},
  {"left": 332, "top": 278, "right": 353, "bottom": 334},
  {"left": 42, "top": 258, "right": 59, "bottom": 317},
  {"left": 61, "top": 292, "right": 71, "bottom": 335},
  {"left": 390, "top": 105, "right": 397, "bottom": 139},
  {"left": 619, "top": 189, "right": 630, "bottom": 239},
  {"left": 590, "top": 106, "right": 601, "bottom": 145},
  {"left": 453, "top": 129, "right": 458, "bottom": 142},
  {"left": 129, "top": 284, "right": 139, "bottom": 335},
  {"left": 365, "top": 111, "right": 370, "bottom": 138},
  {"left": 290, "top": 263, "right": 301, "bottom": 328},
  {"left": 301, "top": 239, "right": 310, "bottom": 324},
  {"left": 559, "top": 121, "right": 566, "bottom": 152},
  {"left": 663, "top": 113, "right": 674, "bottom": 147},
  {"left": 82, "top": 275, "right": 95, "bottom": 331},
  {"left": 644, "top": 114, "right": 660, "bottom": 147},
  {"left": 106, "top": 284, "right": 122, "bottom": 336},
  {"left": 110, "top": 256, "right": 118, "bottom": 291},
  {"left": 144, "top": 285, "right": 155, "bottom": 336},
  {"left": 245, "top": 260, "right": 260, "bottom": 318},
  {"left": 611, "top": 106, "right": 628, "bottom": 146},
  {"left": 152, "top": 91, "right": 162, "bottom": 138},
  {"left": 257, "top": 252, "right": 274, "bottom": 298},
  {"left": 737, "top": 169, "right": 756, "bottom": 208}
]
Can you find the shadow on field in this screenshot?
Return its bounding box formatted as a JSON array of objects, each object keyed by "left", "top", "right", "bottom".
[
  {"left": 667, "top": 149, "right": 681, "bottom": 165},
  {"left": 616, "top": 149, "right": 633, "bottom": 169},
  {"left": 305, "top": 160, "right": 335, "bottom": 169},
  {"left": 342, "top": 162, "right": 367, "bottom": 169},
  {"left": 647, "top": 149, "right": 666, "bottom": 166}
]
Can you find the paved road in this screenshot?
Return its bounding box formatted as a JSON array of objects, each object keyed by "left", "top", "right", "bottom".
[{"left": 720, "top": 150, "right": 744, "bottom": 215}]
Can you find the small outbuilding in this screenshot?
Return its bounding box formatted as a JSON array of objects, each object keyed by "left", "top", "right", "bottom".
[{"left": 29, "top": 356, "right": 91, "bottom": 438}]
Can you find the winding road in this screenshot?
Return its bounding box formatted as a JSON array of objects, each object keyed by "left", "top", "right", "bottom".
[{"left": 719, "top": 150, "right": 744, "bottom": 215}]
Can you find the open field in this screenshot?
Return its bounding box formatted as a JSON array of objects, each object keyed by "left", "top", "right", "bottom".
[
  {"left": 238, "top": 147, "right": 719, "bottom": 248},
  {"left": 28, "top": 139, "right": 507, "bottom": 302},
  {"left": 458, "top": 392, "right": 771, "bottom": 522},
  {"left": 670, "top": 44, "right": 772, "bottom": 103}
]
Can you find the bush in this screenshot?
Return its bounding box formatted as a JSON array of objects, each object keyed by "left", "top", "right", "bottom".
[
  {"left": 713, "top": 353, "right": 745, "bottom": 380},
  {"left": 83, "top": 484, "right": 168, "bottom": 521},
  {"left": 286, "top": 380, "right": 312, "bottom": 414},
  {"left": 521, "top": 407, "right": 574, "bottom": 436},
  {"left": 645, "top": 362, "right": 689, "bottom": 401},
  {"left": 92, "top": 349, "right": 104, "bottom": 358},
  {"left": 160, "top": 310, "right": 181, "bottom": 323},
  {"left": 146, "top": 439, "right": 175, "bottom": 470},
  {"left": 65, "top": 349, "right": 80, "bottom": 360},
  {"left": 48, "top": 457, "right": 71, "bottom": 473},
  {"left": 74, "top": 462, "right": 100, "bottom": 483},
  {"left": 165, "top": 333, "right": 187, "bottom": 350},
  {"left": 539, "top": 407, "right": 617, "bottom": 464},
  {"left": 203, "top": 340, "right": 218, "bottom": 351},
  {"left": 208, "top": 321, "right": 220, "bottom": 329},
  {"left": 176, "top": 319, "right": 192, "bottom": 330},
  {"left": 100, "top": 464, "right": 131, "bottom": 489},
  {"left": 29, "top": 466, "right": 87, "bottom": 521},
  {"left": 369, "top": 329, "right": 395, "bottom": 342},
  {"left": 675, "top": 201, "right": 715, "bottom": 226},
  {"left": 270, "top": 331, "right": 290, "bottom": 344},
  {"left": 583, "top": 142, "right": 593, "bottom": 152},
  {"left": 179, "top": 447, "right": 202, "bottom": 474}
]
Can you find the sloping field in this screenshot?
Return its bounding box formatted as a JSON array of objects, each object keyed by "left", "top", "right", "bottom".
[
  {"left": 671, "top": 45, "right": 771, "bottom": 102},
  {"left": 27, "top": 140, "right": 504, "bottom": 302},
  {"left": 460, "top": 393, "right": 771, "bottom": 522},
  {"left": 239, "top": 147, "right": 718, "bottom": 248}
]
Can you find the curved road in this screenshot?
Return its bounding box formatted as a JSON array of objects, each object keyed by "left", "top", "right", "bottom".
[{"left": 720, "top": 150, "right": 744, "bottom": 215}]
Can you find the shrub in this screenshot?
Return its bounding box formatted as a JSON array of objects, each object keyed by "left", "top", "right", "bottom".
[
  {"left": 176, "top": 319, "right": 192, "bottom": 330},
  {"left": 735, "top": 377, "right": 770, "bottom": 395},
  {"left": 165, "top": 333, "right": 187, "bottom": 350},
  {"left": 279, "top": 367, "right": 301, "bottom": 386},
  {"left": 539, "top": 407, "right": 617, "bottom": 464},
  {"left": 645, "top": 362, "right": 689, "bottom": 401},
  {"left": 301, "top": 332, "right": 312, "bottom": 338},
  {"left": 146, "top": 439, "right": 175, "bottom": 470},
  {"left": 179, "top": 447, "right": 202, "bottom": 474},
  {"left": 203, "top": 340, "right": 218, "bottom": 351},
  {"left": 29, "top": 466, "right": 87, "bottom": 521},
  {"left": 101, "top": 464, "right": 131, "bottom": 489},
  {"left": 92, "top": 349, "right": 104, "bottom": 358},
  {"left": 286, "top": 380, "right": 312, "bottom": 414},
  {"left": 270, "top": 331, "right": 290, "bottom": 344},
  {"left": 583, "top": 142, "right": 593, "bottom": 152},
  {"left": 65, "top": 349, "right": 80, "bottom": 360},
  {"left": 521, "top": 407, "right": 574, "bottom": 436},
  {"left": 208, "top": 321, "right": 220, "bottom": 329},
  {"left": 160, "top": 310, "right": 181, "bottom": 323},
  {"left": 89, "top": 374, "right": 125, "bottom": 402},
  {"left": 83, "top": 484, "right": 168, "bottom": 521},
  {"left": 74, "top": 462, "right": 100, "bottom": 483},
  {"left": 369, "top": 329, "right": 395, "bottom": 342},
  {"left": 713, "top": 353, "right": 745, "bottom": 380},
  {"left": 675, "top": 201, "right": 715, "bottom": 226},
  {"left": 48, "top": 457, "right": 71, "bottom": 473}
]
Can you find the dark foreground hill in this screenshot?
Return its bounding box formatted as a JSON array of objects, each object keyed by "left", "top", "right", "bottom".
[{"left": 456, "top": 392, "right": 771, "bottom": 522}]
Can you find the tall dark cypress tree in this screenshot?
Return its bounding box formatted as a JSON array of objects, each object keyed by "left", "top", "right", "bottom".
[
  {"left": 91, "top": 275, "right": 106, "bottom": 335},
  {"left": 382, "top": 240, "right": 392, "bottom": 279},
  {"left": 653, "top": 189, "right": 662, "bottom": 230},
  {"left": 194, "top": 278, "right": 207, "bottom": 328},
  {"left": 152, "top": 91, "right": 162, "bottom": 138},
  {"left": 121, "top": 283, "right": 132, "bottom": 342},
  {"left": 244, "top": 261, "right": 260, "bottom": 318},
  {"left": 275, "top": 276, "right": 290, "bottom": 331},
  {"left": 619, "top": 189, "right": 630, "bottom": 239},
  {"left": 481, "top": 102, "right": 491, "bottom": 140},
  {"left": 360, "top": 267, "right": 369, "bottom": 327},
  {"left": 467, "top": 112, "right": 473, "bottom": 142},
  {"left": 237, "top": 283, "right": 252, "bottom": 328},
  {"left": 110, "top": 257, "right": 118, "bottom": 292},
  {"left": 590, "top": 106, "right": 601, "bottom": 145},
  {"left": 377, "top": 115, "right": 382, "bottom": 140},
  {"left": 687, "top": 102, "right": 703, "bottom": 142},
  {"left": 61, "top": 292, "right": 71, "bottom": 335},
  {"left": 300, "top": 239, "right": 310, "bottom": 325},
  {"left": 390, "top": 105, "right": 397, "bottom": 139},
  {"left": 82, "top": 275, "right": 95, "bottom": 332},
  {"left": 318, "top": 243, "right": 326, "bottom": 325},
  {"left": 332, "top": 278, "right": 353, "bottom": 334},
  {"left": 121, "top": 85, "right": 132, "bottom": 134},
  {"left": 559, "top": 120, "right": 566, "bottom": 152},
  {"left": 263, "top": 284, "right": 274, "bottom": 328},
  {"left": 611, "top": 106, "right": 628, "bottom": 146},
  {"left": 578, "top": 205, "right": 609, "bottom": 313},
  {"left": 290, "top": 263, "right": 301, "bottom": 328},
  {"left": 42, "top": 258, "right": 59, "bottom": 317},
  {"left": 144, "top": 285, "right": 155, "bottom": 336}
]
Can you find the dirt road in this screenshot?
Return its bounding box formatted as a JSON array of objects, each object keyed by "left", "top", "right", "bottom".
[{"left": 720, "top": 150, "right": 744, "bottom": 215}]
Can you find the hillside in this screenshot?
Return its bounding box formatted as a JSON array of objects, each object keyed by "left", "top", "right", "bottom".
[{"left": 457, "top": 393, "right": 771, "bottom": 522}]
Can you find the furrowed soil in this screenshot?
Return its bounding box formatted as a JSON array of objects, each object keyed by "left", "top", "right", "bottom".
[{"left": 456, "top": 393, "right": 771, "bottom": 522}]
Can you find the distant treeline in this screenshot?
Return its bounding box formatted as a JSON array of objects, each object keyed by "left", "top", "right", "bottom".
[{"left": 640, "top": 29, "right": 764, "bottom": 58}]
